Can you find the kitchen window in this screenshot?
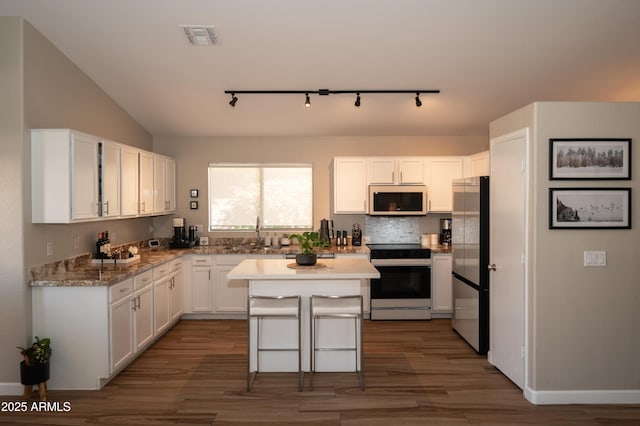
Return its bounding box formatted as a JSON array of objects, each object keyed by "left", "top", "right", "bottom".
[{"left": 208, "top": 163, "right": 313, "bottom": 231}]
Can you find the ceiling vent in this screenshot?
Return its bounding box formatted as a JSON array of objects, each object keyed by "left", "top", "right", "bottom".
[{"left": 180, "top": 25, "right": 217, "bottom": 46}]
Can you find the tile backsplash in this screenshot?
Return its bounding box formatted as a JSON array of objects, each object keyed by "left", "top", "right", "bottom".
[{"left": 365, "top": 216, "right": 420, "bottom": 244}]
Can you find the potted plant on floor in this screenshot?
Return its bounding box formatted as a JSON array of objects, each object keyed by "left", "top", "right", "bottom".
[
  {"left": 18, "top": 336, "right": 52, "bottom": 386},
  {"left": 289, "top": 231, "right": 328, "bottom": 266}
]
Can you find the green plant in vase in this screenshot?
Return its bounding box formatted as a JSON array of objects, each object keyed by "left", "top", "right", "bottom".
[
  {"left": 18, "top": 336, "right": 52, "bottom": 386},
  {"left": 289, "top": 231, "right": 328, "bottom": 266}
]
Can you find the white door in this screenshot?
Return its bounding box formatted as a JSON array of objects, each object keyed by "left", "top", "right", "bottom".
[{"left": 489, "top": 128, "right": 528, "bottom": 390}]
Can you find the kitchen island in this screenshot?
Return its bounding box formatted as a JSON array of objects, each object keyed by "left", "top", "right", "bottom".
[{"left": 227, "top": 257, "right": 380, "bottom": 373}]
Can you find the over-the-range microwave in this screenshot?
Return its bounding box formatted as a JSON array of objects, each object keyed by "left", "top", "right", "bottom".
[{"left": 368, "top": 185, "right": 428, "bottom": 216}]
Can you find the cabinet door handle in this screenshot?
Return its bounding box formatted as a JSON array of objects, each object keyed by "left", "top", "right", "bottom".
[
  {"left": 208, "top": 270, "right": 211, "bottom": 280},
  {"left": 400, "top": 171, "right": 403, "bottom": 182},
  {"left": 137, "top": 295, "right": 141, "bottom": 309},
  {"left": 488, "top": 264, "right": 497, "bottom": 271},
  {"left": 131, "top": 298, "right": 137, "bottom": 311},
  {"left": 104, "top": 200, "right": 110, "bottom": 216}
]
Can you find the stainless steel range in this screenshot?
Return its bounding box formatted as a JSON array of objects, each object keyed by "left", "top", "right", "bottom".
[{"left": 368, "top": 244, "right": 432, "bottom": 320}]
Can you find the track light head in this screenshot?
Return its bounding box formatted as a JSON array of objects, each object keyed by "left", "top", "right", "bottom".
[
  {"left": 229, "top": 93, "right": 238, "bottom": 107},
  {"left": 415, "top": 92, "right": 422, "bottom": 108},
  {"left": 355, "top": 93, "right": 361, "bottom": 107},
  {"left": 305, "top": 93, "right": 311, "bottom": 108}
]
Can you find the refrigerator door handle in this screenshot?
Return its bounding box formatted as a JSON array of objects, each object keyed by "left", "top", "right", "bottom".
[{"left": 488, "top": 263, "right": 497, "bottom": 271}]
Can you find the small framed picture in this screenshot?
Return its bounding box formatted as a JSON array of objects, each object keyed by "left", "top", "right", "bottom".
[
  {"left": 549, "top": 188, "right": 631, "bottom": 229},
  {"left": 549, "top": 138, "right": 631, "bottom": 180},
  {"left": 190, "top": 201, "right": 198, "bottom": 210},
  {"left": 190, "top": 189, "right": 199, "bottom": 198}
]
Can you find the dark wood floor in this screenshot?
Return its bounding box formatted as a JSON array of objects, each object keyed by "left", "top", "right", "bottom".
[{"left": 3, "top": 319, "right": 640, "bottom": 425}]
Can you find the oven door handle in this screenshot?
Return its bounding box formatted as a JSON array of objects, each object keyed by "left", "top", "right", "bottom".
[{"left": 370, "top": 258, "right": 432, "bottom": 267}]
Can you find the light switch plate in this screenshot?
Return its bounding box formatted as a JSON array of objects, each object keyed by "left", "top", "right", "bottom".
[{"left": 584, "top": 250, "right": 606, "bottom": 266}]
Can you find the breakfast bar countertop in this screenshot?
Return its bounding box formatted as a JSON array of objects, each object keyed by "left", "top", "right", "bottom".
[{"left": 227, "top": 257, "right": 380, "bottom": 281}]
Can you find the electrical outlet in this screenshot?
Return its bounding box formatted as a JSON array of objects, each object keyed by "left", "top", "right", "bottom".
[
  {"left": 46, "top": 241, "right": 53, "bottom": 257},
  {"left": 73, "top": 235, "right": 80, "bottom": 251},
  {"left": 195, "top": 224, "right": 203, "bottom": 232},
  {"left": 111, "top": 232, "right": 117, "bottom": 242},
  {"left": 584, "top": 250, "right": 606, "bottom": 267}
]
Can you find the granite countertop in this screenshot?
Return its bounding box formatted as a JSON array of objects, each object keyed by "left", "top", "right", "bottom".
[
  {"left": 29, "top": 244, "right": 371, "bottom": 288},
  {"left": 30, "top": 242, "right": 450, "bottom": 288}
]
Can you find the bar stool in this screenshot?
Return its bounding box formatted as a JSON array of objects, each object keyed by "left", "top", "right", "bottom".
[
  {"left": 309, "top": 294, "right": 364, "bottom": 390},
  {"left": 247, "top": 295, "right": 303, "bottom": 391}
]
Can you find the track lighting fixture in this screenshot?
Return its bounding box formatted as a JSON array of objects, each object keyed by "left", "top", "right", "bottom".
[
  {"left": 229, "top": 93, "right": 238, "bottom": 107},
  {"left": 224, "top": 88, "right": 439, "bottom": 108}
]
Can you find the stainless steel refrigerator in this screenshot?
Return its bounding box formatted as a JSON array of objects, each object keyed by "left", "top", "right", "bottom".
[{"left": 451, "top": 176, "right": 489, "bottom": 355}]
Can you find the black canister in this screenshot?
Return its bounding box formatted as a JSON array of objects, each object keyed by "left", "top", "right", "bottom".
[{"left": 352, "top": 223, "right": 362, "bottom": 246}]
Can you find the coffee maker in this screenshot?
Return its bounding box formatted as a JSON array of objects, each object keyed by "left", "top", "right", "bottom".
[
  {"left": 440, "top": 218, "right": 452, "bottom": 246},
  {"left": 171, "top": 217, "right": 196, "bottom": 248}
]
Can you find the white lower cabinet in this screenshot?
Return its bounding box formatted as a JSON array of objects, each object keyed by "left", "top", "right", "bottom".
[
  {"left": 154, "top": 259, "right": 184, "bottom": 334},
  {"left": 109, "top": 279, "right": 134, "bottom": 374},
  {"left": 154, "top": 271, "right": 172, "bottom": 335},
  {"left": 32, "top": 258, "right": 185, "bottom": 390},
  {"left": 215, "top": 255, "right": 248, "bottom": 313},
  {"left": 184, "top": 254, "right": 286, "bottom": 317},
  {"left": 334, "top": 253, "right": 371, "bottom": 315},
  {"left": 133, "top": 270, "right": 154, "bottom": 352},
  {"left": 187, "top": 255, "right": 214, "bottom": 313},
  {"left": 170, "top": 261, "right": 184, "bottom": 322},
  {"left": 432, "top": 253, "right": 453, "bottom": 316}
]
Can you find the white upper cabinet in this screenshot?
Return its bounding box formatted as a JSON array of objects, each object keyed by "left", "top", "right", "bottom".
[
  {"left": 153, "top": 154, "right": 176, "bottom": 214},
  {"left": 32, "top": 129, "right": 100, "bottom": 223},
  {"left": 333, "top": 157, "right": 369, "bottom": 214},
  {"left": 370, "top": 157, "right": 424, "bottom": 184},
  {"left": 165, "top": 157, "right": 176, "bottom": 213},
  {"left": 138, "top": 150, "right": 154, "bottom": 216},
  {"left": 425, "top": 157, "right": 464, "bottom": 212},
  {"left": 100, "top": 140, "right": 121, "bottom": 218},
  {"left": 153, "top": 155, "right": 167, "bottom": 214},
  {"left": 120, "top": 146, "right": 140, "bottom": 217},
  {"left": 32, "top": 128, "right": 176, "bottom": 222},
  {"left": 465, "top": 150, "right": 491, "bottom": 177}
]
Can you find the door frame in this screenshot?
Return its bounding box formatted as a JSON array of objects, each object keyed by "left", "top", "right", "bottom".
[{"left": 489, "top": 127, "right": 531, "bottom": 393}]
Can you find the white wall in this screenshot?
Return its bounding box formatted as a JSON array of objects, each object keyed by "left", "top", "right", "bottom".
[
  {"left": 0, "top": 18, "right": 153, "bottom": 391},
  {"left": 0, "top": 16, "right": 29, "bottom": 393},
  {"left": 490, "top": 102, "right": 640, "bottom": 402}
]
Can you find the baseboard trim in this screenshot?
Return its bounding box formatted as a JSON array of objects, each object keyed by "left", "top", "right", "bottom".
[
  {"left": 0, "top": 382, "right": 25, "bottom": 396},
  {"left": 525, "top": 386, "right": 640, "bottom": 405}
]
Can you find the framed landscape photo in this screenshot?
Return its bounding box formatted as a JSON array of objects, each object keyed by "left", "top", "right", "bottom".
[
  {"left": 549, "top": 188, "right": 631, "bottom": 229},
  {"left": 549, "top": 138, "right": 631, "bottom": 180}
]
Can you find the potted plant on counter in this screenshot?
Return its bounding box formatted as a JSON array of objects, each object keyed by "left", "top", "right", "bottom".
[
  {"left": 289, "top": 231, "right": 328, "bottom": 266},
  {"left": 18, "top": 336, "right": 52, "bottom": 387}
]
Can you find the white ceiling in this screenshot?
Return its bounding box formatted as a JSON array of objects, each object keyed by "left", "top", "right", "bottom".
[{"left": 2, "top": 0, "right": 640, "bottom": 138}]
